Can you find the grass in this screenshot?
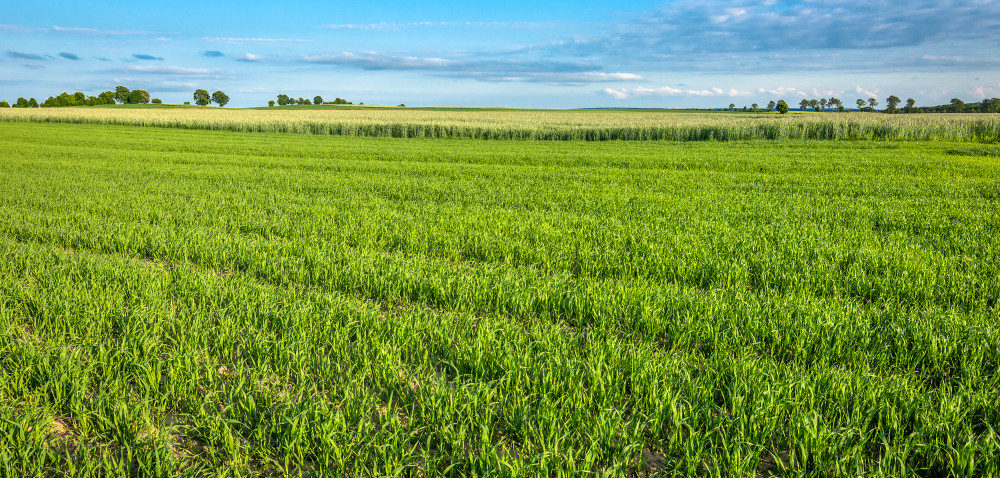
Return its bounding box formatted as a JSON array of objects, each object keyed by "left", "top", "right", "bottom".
[
  {"left": 1, "top": 106, "right": 999, "bottom": 142},
  {"left": 1, "top": 121, "right": 999, "bottom": 476},
  {"left": 948, "top": 146, "right": 1000, "bottom": 157}
]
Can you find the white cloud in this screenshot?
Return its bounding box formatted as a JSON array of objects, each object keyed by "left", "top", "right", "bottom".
[
  {"left": 973, "top": 86, "right": 999, "bottom": 98},
  {"left": 602, "top": 88, "right": 630, "bottom": 99},
  {"left": 237, "top": 53, "right": 264, "bottom": 62},
  {"left": 758, "top": 86, "right": 809, "bottom": 97},
  {"left": 855, "top": 86, "right": 880, "bottom": 98},
  {"left": 603, "top": 85, "right": 750, "bottom": 99},
  {"left": 811, "top": 87, "right": 843, "bottom": 97}
]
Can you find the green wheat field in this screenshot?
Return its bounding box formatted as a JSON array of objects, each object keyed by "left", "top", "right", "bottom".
[{"left": 1, "top": 109, "right": 999, "bottom": 476}]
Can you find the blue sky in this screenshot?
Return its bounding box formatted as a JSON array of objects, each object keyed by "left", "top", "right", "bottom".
[{"left": 2, "top": 0, "right": 998, "bottom": 108}]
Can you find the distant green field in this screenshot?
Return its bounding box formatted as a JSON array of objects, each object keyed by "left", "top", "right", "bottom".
[
  {"left": 3, "top": 106, "right": 999, "bottom": 142},
  {"left": 1, "top": 121, "right": 998, "bottom": 476}
]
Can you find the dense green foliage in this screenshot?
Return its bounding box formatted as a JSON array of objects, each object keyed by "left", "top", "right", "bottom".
[
  {"left": 193, "top": 89, "right": 211, "bottom": 107},
  {"left": 277, "top": 94, "right": 353, "bottom": 106},
  {"left": 128, "top": 89, "right": 151, "bottom": 105},
  {"left": 211, "top": 91, "right": 230, "bottom": 108},
  {"left": 919, "top": 98, "right": 1000, "bottom": 114},
  {"left": 1, "top": 121, "right": 998, "bottom": 476},
  {"left": 0, "top": 87, "right": 134, "bottom": 108}
]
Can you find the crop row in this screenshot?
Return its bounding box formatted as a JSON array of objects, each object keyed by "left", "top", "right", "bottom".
[{"left": 1, "top": 107, "right": 999, "bottom": 142}]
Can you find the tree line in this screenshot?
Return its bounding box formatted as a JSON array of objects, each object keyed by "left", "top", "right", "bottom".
[
  {"left": 712, "top": 96, "right": 1000, "bottom": 114},
  {"left": 0, "top": 85, "right": 161, "bottom": 108},
  {"left": 716, "top": 100, "right": 790, "bottom": 113},
  {"left": 795, "top": 96, "right": 1000, "bottom": 113},
  {"left": 268, "top": 95, "right": 357, "bottom": 107}
]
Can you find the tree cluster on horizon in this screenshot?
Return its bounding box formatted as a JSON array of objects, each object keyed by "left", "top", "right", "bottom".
[
  {"left": 272, "top": 94, "right": 354, "bottom": 106},
  {"left": 0, "top": 85, "right": 162, "bottom": 108},
  {"left": 192, "top": 89, "right": 230, "bottom": 107},
  {"left": 708, "top": 95, "right": 1000, "bottom": 114}
]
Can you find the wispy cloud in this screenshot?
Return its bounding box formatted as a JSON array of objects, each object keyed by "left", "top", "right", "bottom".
[
  {"left": 59, "top": 52, "right": 80, "bottom": 60},
  {"left": 236, "top": 53, "right": 265, "bottom": 62},
  {"left": 303, "top": 51, "right": 452, "bottom": 70},
  {"left": 52, "top": 25, "right": 166, "bottom": 36},
  {"left": 602, "top": 86, "right": 751, "bottom": 99},
  {"left": 112, "top": 78, "right": 201, "bottom": 92},
  {"left": 7, "top": 50, "right": 45, "bottom": 60},
  {"left": 203, "top": 50, "right": 225, "bottom": 58},
  {"left": 322, "top": 21, "right": 557, "bottom": 31},
  {"left": 0, "top": 24, "right": 43, "bottom": 33},
  {"left": 122, "top": 65, "right": 218, "bottom": 77},
  {"left": 133, "top": 53, "right": 164, "bottom": 61},
  {"left": 453, "top": 71, "right": 644, "bottom": 84},
  {"left": 203, "top": 37, "right": 311, "bottom": 44},
  {"left": 301, "top": 50, "right": 637, "bottom": 84}
]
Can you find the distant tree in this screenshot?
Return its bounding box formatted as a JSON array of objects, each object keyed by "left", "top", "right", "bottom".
[
  {"left": 15, "top": 97, "right": 29, "bottom": 108},
  {"left": 129, "top": 89, "right": 150, "bottom": 104},
  {"left": 982, "top": 97, "right": 1000, "bottom": 113},
  {"left": 48, "top": 93, "right": 65, "bottom": 107},
  {"left": 828, "top": 97, "right": 844, "bottom": 112},
  {"left": 820, "top": 98, "right": 828, "bottom": 111},
  {"left": 766, "top": 100, "right": 776, "bottom": 112},
  {"left": 193, "top": 89, "right": 211, "bottom": 106},
  {"left": 115, "top": 86, "right": 131, "bottom": 104},
  {"left": 303, "top": 98, "right": 312, "bottom": 105},
  {"left": 184, "top": 101, "right": 190, "bottom": 105},
  {"left": 276, "top": 94, "right": 290, "bottom": 106},
  {"left": 211, "top": 90, "right": 229, "bottom": 107},
  {"left": 151, "top": 98, "right": 162, "bottom": 104},
  {"left": 751, "top": 103, "right": 759, "bottom": 112},
  {"left": 97, "top": 91, "right": 116, "bottom": 104},
  {"left": 0, "top": 101, "right": 8, "bottom": 108},
  {"left": 809, "top": 99, "right": 819, "bottom": 112},
  {"left": 296, "top": 97, "right": 305, "bottom": 105},
  {"left": 856, "top": 98, "right": 866, "bottom": 111},
  {"left": 398, "top": 104, "right": 406, "bottom": 107},
  {"left": 868, "top": 98, "right": 879, "bottom": 111},
  {"left": 949, "top": 98, "right": 965, "bottom": 113},
  {"left": 776, "top": 100, "right": 789, "bottom": 114},
  {"left": 268, "top": 100, "right": 275, "bottom": 107},
  {"left": 313, "top": 95, "right": 323, "bottom": 105},
  {"left": 28, "top": 98, "right": 38, "bottom": 108},
  {"left": 885, "top": 95, "right": 901, "bottom": 114},
  {"left": 728, "top": 103, "right": 736, "bottom": 111},
  {"left": 799, "top": 99, "right": 809, "bottom": 111}
]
